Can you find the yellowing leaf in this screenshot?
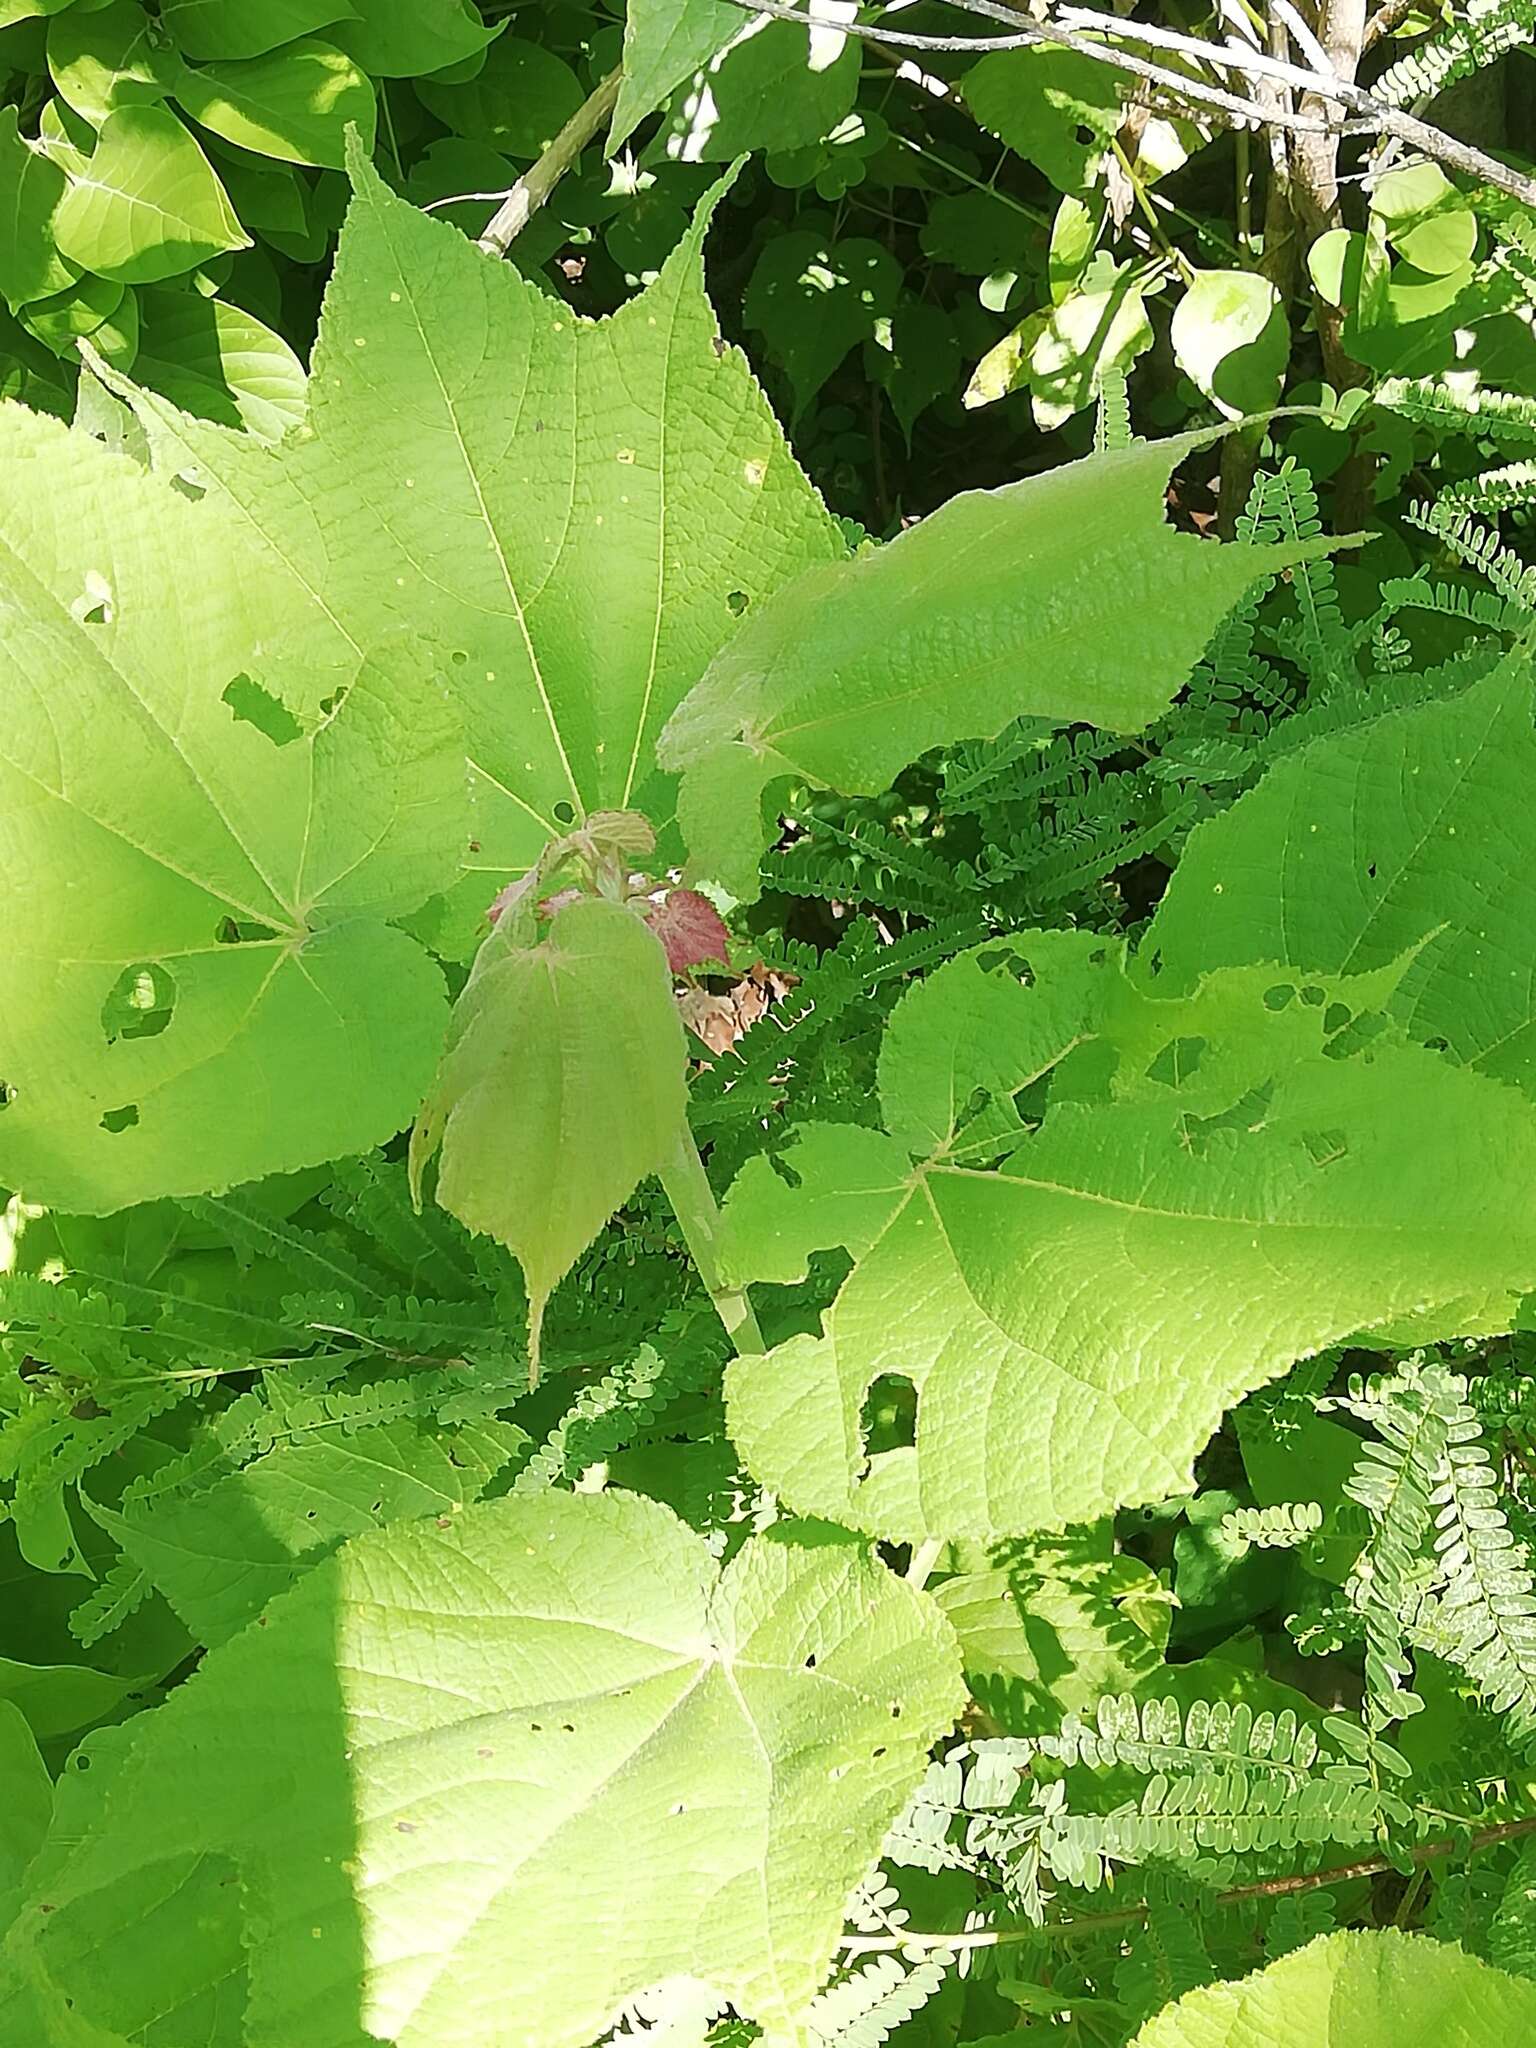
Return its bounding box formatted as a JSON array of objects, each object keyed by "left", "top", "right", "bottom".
[
  {"left": 1170, "top": 268, "right": 1288, "bottom": 420},
  {"left": 1026, "top": 264, "right": 1154, "bottom": 429}
]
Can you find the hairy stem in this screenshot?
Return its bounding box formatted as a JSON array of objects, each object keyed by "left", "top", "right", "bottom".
[{"left": 658, "top": 1121, "right": 766, "bottom": 1354}]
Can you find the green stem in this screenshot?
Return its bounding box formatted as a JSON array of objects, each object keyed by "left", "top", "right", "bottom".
[
  {"left": 658, "top": 1121, "right": 766, "bottom": 1355},
  {"left": 478, "top": 68, "right": 622, "bottom": 257},
  {"left": 1112, "top": 139, "right": 1193, "bottom": 281}
]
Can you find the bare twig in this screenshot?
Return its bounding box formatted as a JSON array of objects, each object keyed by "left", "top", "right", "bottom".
[
  {"left": 718, "top": 0, "right": 1348, "bottom": 132},
  {"left": 715, "top": 0, "right": 1536, "bottom": 209},
  {"left": 478, "top": 68, "right": 622, "bottom": 257},
  {"left": 839, "top": 1812, "right": 1536, "bottom": 1954}
]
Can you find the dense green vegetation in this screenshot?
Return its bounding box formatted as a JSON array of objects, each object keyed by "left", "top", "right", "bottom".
[{"left": 3, "top": 0, "right": 1536, "bottom": 2042}]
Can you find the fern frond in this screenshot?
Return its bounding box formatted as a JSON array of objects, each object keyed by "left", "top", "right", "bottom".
[
  {"left": 883, "top": 1754, "right": 974, "bottom": 1874},
  {"left": 1426, "top": 1392, "right": 1536, "bottom": 1749},
  {"left": 1337, "top": 1364, "right": 1458, "bottom": 1730},
  {"left": 284, "top": 1289, "right": 524, "bottom": 1371},
  {"left": 801, "top": 1953, "right": 951, "bottom": 2047},
  {"left": 1378, "top": 376, "right": 1536, "bottom": 445},
  {"left": 1045, "top": 1768, "right": 1384, "bottom": 1885},
  {"left": 943, "top": 721, "right": 1119, "bottom": 814},
  {"left": 67, "top": 1556, "right": 152, "bottom": 1647},
  {"left": 1376, "top": 0, "right": 1536, "bottom": 108},
  {"left": 1251, "top": 462, "right": 1350, "bottom": 689},
  {"left": 689, "top": 918, "right": 987, "bottom": 1141},
  {"left": 1407, "top": 499, "right": 1536, "bottom": 628},
  {"left": 765, "top": 816, "right": 976, "bottom": 920},
  {"left": 1219, "top": 1500, "right": 1324, "bottom": 1551},
  {"left": 1263, "top": 1886, "right": 1337, "bottom": 1958},
  {"left": 1095, "top": 367, "right": 1135, "bottom": 452},
  {"left": 512, "top": 1328, "right": 724, "bottom": 1494},
  {"left": 1444, "top": 460, "right": 1536, "bottom": 517},
  {"left": 114, "top": 1364, "right": 507, "bottom": 1518},
  {"left": 1047, "top": 1695, "right": 1325, "bottom": 1778},
  {"left": 320, "top": 1156, "right": 481, "bottom": 1297},
  {"left": 1113, "top": 1891, "right": 1213, "bottom": 2025},
  {"left": 182, "top": 1192, "right": 392, "bottom": 1305},
  {"left": 974, "top": 785, "right": 1197, "bottom": 910},
  {"left": 0, "top": 1267, "right": 291, "bottom": 1375},
  {"left": 1489, "top": 1838, "right": 1536, "bottom": 1981},
  {"left": 4, "top": 1377, "right": 189, "bottom": 1534}
]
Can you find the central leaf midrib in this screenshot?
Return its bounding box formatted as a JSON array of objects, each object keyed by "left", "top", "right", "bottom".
[{"left": 374, "top": 185, "right": 585, "bottom": 825}]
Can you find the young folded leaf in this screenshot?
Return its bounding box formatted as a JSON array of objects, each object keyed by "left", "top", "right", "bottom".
[{"left": 411, "top": 895, "right": 688, "bottom": 1375}]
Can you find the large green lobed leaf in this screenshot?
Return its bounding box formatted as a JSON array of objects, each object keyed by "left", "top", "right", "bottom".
[
  {"left": 1, "top": 1492, "right": 963, "bottom": 2047},
  {"left": 112, "top": 139, "right": 844, "bottom": 914},
  {"left": 0, "top": 390, "right": 463, "bottom": 1213},
  {"left": 722, "top": 935, "right": 1536, "bottom": 1536},
  {"left": 0, "top": 142, "right": 848, "bottom": 1214}
]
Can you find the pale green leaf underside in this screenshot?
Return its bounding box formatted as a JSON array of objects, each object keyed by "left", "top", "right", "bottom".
[
  {"left": 1148, "top": 658, "right": 1536, "bottom": 1097},
  {"left": 1130, "top": 1929, "right": 1536, "bottom": 2046},
  {"left": 0, "top": 402, "right": 463, "bottom": 1211},
  {"left": 659, "top": 432, "right": 1315, "bottom": 896},
  {"left": 3, "top": 1492, "right": 963, "bottom": 2048},
  {"left": 114, "top": 142, "right": 842, "bottom": 911},
  {"left": 723, "top": 940, "right": 1536, "bottom": 1537},
  {"left": 413, "top": 897, "right": 689, "bottom": 1347}
]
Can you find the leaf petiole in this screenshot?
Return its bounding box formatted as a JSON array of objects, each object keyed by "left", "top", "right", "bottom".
[{"left": 658, "top": 1119, "right": 766, "bottom": 1355}]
